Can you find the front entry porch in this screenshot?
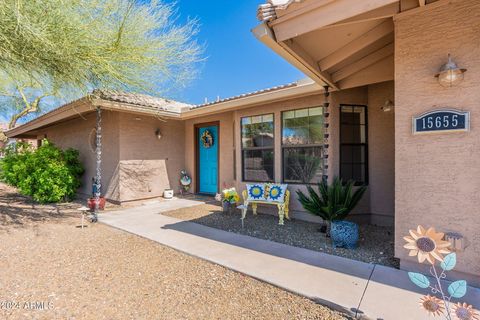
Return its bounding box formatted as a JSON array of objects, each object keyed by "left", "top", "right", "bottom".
[{"left": 99, "top": 199, "right": 480, "bottom": 320}]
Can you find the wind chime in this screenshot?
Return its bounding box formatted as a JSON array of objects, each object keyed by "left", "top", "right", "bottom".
[
  {"left": 92, "top": 106, "right": 102, "bottom": 222},
  {"left": 322, "top": 86, "right": 330, "bottom": 183}
]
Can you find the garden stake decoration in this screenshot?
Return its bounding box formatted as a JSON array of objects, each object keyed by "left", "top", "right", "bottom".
[
  {"left": 404, "top": 226, "right": 479, "bottom": 320},
  {"left": 179, "top": 170, "right": 192, "bottom": 194}
]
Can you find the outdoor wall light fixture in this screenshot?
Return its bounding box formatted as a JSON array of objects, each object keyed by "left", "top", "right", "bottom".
[
  {"left": 381, "top": 99, "right": 394, "bottom": 112},
  {"left": 435, "top": 54, "right": 467, "bottom": 87},
  {"left": 155, "top": 128, "right": 162, "bottom": 140}
]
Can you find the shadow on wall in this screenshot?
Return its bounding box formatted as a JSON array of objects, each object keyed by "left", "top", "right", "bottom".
[
  {"left": 116, "top": 160, "right": 172, "bottom": 202},
  {"left": 104, "top": 163, "right": 120, "bottom": 202}
]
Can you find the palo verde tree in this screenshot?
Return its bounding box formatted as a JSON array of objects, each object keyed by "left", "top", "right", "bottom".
[{"left": 0, "top": 0, "right": 203, "bottom": 139}]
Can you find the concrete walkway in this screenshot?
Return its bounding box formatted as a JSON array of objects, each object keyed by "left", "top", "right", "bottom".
[{"left": 99, "top": 199, "right": 480, "bottom": 320}]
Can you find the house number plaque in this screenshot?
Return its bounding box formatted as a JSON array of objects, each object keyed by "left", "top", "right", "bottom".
[{"left": 412, "top": 109, "right": 470, "bottom": 134}]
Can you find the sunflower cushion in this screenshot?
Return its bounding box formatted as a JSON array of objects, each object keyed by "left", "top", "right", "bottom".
[{"left": 246, "top": 183, "right": 288, "bottom": 203}]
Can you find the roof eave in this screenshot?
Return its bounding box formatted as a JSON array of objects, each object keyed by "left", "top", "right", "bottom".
[
  {"left": 92, "top": 99, "right": 183, "bottom": 119},
  {"left": 5, "top": 97, "right": 183, "bottom": 139},
  {"left": 4, "top": 97, "right": 92, "bottom": 138},
  {"left": 180, "top": 78, "right": 324, "bottom": 120},
  {"left": 252, "top": 23, "right": 339, "bottom": 90}
]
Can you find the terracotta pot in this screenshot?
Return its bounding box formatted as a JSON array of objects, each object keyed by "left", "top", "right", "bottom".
[{"left": 88, "top": 197, "right": 106, "bottom": 211}]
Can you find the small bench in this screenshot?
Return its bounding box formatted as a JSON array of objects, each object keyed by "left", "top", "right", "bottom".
[{"left": 241, "top": 183, "right": 290, "bottom": 225}]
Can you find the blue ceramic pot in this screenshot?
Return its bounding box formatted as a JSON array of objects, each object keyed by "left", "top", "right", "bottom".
[{"left": 331, "top": 221, "right": 359, "bottom": 249}]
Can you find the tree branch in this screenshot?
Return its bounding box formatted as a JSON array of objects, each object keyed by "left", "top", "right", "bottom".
[
  {"left": 8, "top": 92, "right": 51, "bottom": 129},
  {"left": 15, "top": 85, "right": 31, "bottom": 110}
]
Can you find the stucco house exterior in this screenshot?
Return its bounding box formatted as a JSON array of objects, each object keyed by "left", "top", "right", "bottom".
[
  {"left": 253, "top": 0, "right": 480, "bottom": 286},
  {"left": 6, "top": 80, "right": 391, "bottom": 221},
  {"left": 5, "top": 0, "right": 479, "bottom": 286}
]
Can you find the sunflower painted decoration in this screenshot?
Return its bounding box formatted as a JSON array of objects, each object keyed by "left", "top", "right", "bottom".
[
  {"left": 245, "top": 183, "right": 287, "bottom": 203},
  {"left": 404, "top": 225, "right": 479, "bottom": 320},
  {"left": 420, "top": 295, "right": 445, "bottom": 317},
  {"left": 404, "top": 226, "right": 451, "bottom": 264},
  {"left": 453, "top": 303, "right": 480, "bottom": 320},
  {"left": 201, "top": 130, "right": 214, "bottom": 148},
  {"left": 247, "top": 184, "right": 264, "bottom": 200}
]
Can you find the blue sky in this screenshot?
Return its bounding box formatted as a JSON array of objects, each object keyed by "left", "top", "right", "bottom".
[
  {"left": 170, "top": 0, "right": 305, "bottom": 104},
  {"left": 1, "top": 1, "right": 304, "bottom": 124}
]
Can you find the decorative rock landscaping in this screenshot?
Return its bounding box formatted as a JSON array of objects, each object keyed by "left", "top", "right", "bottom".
[
  {"left": 0, "top": 183, "right": 348, "bottom": 319},
  {"left": 162, "top": 203, "right": 399, "bottom": 268}
]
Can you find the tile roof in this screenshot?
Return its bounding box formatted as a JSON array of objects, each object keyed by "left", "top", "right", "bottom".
[
  {"left": 6, "top": 80, "right": 309, "bottom": 137},
  {"left": 257, "top": 0, "right": 305, "bottom": 21},
  {"left": 191, "top": 82, "right": 298, "bottom": 109},
  {"left": 268, "top": 0, "right": 304, "bottom": 9},
  {"left": 92, "top": 90, "right": 192, "bottom": 114}
]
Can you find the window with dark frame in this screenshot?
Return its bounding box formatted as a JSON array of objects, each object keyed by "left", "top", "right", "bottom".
[
  {"left": 282, "top": 107, "right": 324, "bottom": 184},
  {"left": 241, "top": 114, "right": 274, "bottom": 182},
  {"left": 340, "top": 105, "right": 368, "bottom": 185}
]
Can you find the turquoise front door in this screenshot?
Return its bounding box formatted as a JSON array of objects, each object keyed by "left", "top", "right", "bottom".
[{"left": 198, "top": 125, "right": 218, "bottom": 194}]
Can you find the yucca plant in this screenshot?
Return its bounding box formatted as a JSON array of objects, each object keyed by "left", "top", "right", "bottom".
[{"left": 296, "top": 177, "right": 367, "bottom": 236}]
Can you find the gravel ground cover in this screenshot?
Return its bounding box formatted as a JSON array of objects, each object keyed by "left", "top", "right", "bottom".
[
  {"left": 0, "top": 183, "right": 348, "bottom": 320},
  {"left": 162, "top": 203, "right": 399, "bottom": 268}
]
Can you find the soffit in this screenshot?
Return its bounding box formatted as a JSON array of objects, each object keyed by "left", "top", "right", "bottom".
[
  {"left": 293, "top": 19, "right": 386, "bottom": 62},
  {"left": 257, "top": 0, "right": 442, "bottom": 90}
]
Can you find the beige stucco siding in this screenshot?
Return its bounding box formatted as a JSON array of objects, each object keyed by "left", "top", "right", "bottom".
[
  {"left": 34, "top": 109, "right": 185, "bottom": 204},
  {"left": 368, "top": 81, "right": 395, "bottom": 226},
  {"left": 395, "top": 0, "right": 480, "bottom": 282},
  {"left": 35, "top": 110, "right": 120, "bottom": 199},
  {"left": 117, "top": 112, "right": 186, "bottom": 202}
]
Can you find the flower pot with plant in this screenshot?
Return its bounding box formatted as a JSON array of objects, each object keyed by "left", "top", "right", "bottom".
[
  {"left": 216, "top": 187, "right": 240, "bottom": 214},
  {"left": 296, "top": 177, "right": 366, "bottom": 247}
]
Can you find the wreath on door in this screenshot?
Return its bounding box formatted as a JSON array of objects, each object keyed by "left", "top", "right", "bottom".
[{"left": 201, "top": 130, "right": 214, "bottom": 148}]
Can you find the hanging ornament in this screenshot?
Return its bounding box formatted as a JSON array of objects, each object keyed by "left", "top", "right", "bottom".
[{"left": 322, "top": 86, "right": 330, "bottom": 183}]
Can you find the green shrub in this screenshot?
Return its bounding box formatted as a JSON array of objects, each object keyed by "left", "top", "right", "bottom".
[{"left": 0, "top": 140, "right": 84, "bottom": 203}]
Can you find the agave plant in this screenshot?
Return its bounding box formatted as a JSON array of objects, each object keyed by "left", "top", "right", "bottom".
[{"left": 296, "top": 177, "right": 367, "bottom": 236}]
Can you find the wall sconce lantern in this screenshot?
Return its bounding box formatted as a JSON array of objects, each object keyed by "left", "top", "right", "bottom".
[
  {"left": 435, "top": 54, "right": 467, "bottom": 87},
  {"left": 381, "top": 99, "right": 394, "bottom": 112},
  {"left": 155, "top": 128, "right": 162, "bottom": 140}
]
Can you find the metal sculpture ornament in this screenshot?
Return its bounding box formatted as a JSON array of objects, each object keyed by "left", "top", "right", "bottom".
[
  {"left": 404, "top": 226, "right": 478, "bottom": 319},
  {"left": 201, "top": 129, "right": 214, "bottom": 148},
  {"left": 180, "top": 170, "right": 192, "bottom": 193}
]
